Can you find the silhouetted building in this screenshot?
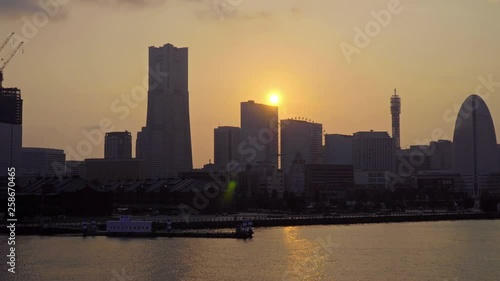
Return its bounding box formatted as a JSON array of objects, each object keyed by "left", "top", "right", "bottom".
[
  {"left": 324, "top": 134, "right": 353, "bottom": 165},
  {"left": 137, "top": 43, "right": 193, "bottom": 179},
  {"left": 214, "top": 126, "right": 240, "bottom": 170},
  {"left": 287, "top": 153, "right": 306, "bottom": 196},
  {"left": 0, "top": 87, "right": 22, "bottom": 181},
  {"left": 413, "top": 171, "right": 465, "bottom": 192},
  {"left": 65, "top": 161, "right": 87, "bottom": 179},
  {"left": 429, "top": 140, "right": 453, "bottom": 170},
  {"left": 396, "top": 145, "right": 432, "bottom": 174},
  {"left": 85, "top": 158, "right": 145, "bottom": 184},
  {"left": 105, "top": 131, "right": 132, "bottom": 159},
  {"left": 240, "top": 100, "right": 278, "bottom": 166},
  {"left": 354, "top": 170, "right": 387, "bottom": 188},
  {"left": 305, "top": 164, "right": 354, "bottom": 203},
  {"left": 452, "top": 95, "right": 498, "bottom": 196},
  {"left": 238, "top": 162, "right": 284, "bottom": 198},
  {"left": 391, "top": 89, "right": 401, "bottom": 149},
  {"left": 280, "top": 119, "right": 322, "bottom": 173},
  {"left": 353, "top": 131, "right": 394, "bottom": 172},
  {"left": 21, "top": 147, "right": 65, "bottom": 181}
]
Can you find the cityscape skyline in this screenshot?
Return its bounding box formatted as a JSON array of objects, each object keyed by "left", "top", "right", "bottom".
[{"left": 1, "top": 1, "right": 500, "bottom": 168}]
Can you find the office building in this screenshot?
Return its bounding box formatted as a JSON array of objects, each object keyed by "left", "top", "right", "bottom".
[
  {"left": 21, "top": 147, "right": 66, "bottom": 179},
  {"left": 136, "top": 43, "right": 193, "bottom": 178},
  {"left": 324, "top": 134, "right": 353, "bottom": 165},
  {"left": 352, "top": 131, "right": 395, "bottom": 172},
  {"left": 429, "top": 140, "right": 453, "bottom": 170},
  {"left": 214, "top": 126, "right": 241, "bottom": 170},
  {"left": 280, "top": 119, "right": 322, "bottom": 173},
  {"left": 0, "top": 87, "right": 22, "bottom": 181},
  {"left": 105, "top": 131, "right": 132, "bottom": 159},
  {"left": 452, "top": 95, "right": 498, "bottom": 196},
  {"left": 240, "top": 100, "right": 278, "bottom": 166}
]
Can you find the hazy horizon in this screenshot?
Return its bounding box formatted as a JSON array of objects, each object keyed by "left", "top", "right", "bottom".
[{"left": 1, "top": 0, "right": 500, "bottom": 167}]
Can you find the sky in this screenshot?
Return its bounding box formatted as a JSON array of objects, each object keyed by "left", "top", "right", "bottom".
[{"left": 1, "top": 0, "right": 499, "bottom": 168}]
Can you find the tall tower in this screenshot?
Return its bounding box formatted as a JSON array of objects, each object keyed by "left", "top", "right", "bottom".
[
  {"left": 136, "top": 43, "right": 193, "bottom": 178},
  {"left": 391, "top": 89, "right": 401, "bottom": 149},
  {"left": 0, "top": 87, "right": 23, "bottom": 182}
]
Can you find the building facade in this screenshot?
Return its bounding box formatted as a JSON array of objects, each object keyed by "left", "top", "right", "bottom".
[
  {"left": 214, "top": 126, "right": 241, "bottom": 170},
  {"left": 429, "top": 140, "right": 453, "bottom": 170},
  {"left": 136, "top": 43, "right": 193, "bottom": 178},
  {"left": 352, "top": 131, "right": 394, "bottom": 172},
  {"left": 21, "top": 147, "right": 66, "bottom": 180},
  {"left": 105, "top": 131, "right": 132, "bottom": 159},
  {"left": 280, "top": 119, "right": 322, "bottom": 173},
  {"left": 0, "top": 88, "right": 22, "bottom": 181},
  {"left": 452, "top": 95, "right": 498, "bottom": 196},
  {"left": 240, "top": 100, "right": 278, "bottom": 166},
  {"left": 324, "top": 134, "right": 353, "bottom": 165}
]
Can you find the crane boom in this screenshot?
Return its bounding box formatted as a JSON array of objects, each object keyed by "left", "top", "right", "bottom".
[
  {"left": 0, "top": 41, "right": 24, "bottom": 89},
  {"left": 0, "top": 32, "right": 15, "bottom": 54}
]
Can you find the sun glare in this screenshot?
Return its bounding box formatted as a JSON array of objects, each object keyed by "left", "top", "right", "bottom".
[{"left": 269, "top": 92, "right": 280, "bottom": 105}]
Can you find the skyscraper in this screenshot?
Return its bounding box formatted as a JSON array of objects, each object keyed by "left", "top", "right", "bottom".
[
  {"left": 429, "top": 140, "right": 453, "bottom": 171},
  {"left": 324, "top": 134, "right": 353, "bottom": 165},
  {"left": 391, "top": 89, "right": 401, "bottom": 149},
  {"left": 352, "top": 131, "right": 394, "bottom": 172},
  {"left": 0, "top": 87, "right": 22, "bottom": 181},
  {"left": 239, "top": 100, "right": 278, "bottom": 166},
  {"left": 136, "top": 43, "right": 193, "bottom": 178},
  {"left": 452, "top": 95, "right": 498, "bottom": 196},
  {"left": 280, "top": 119, "right": 322, "bottom": 173},
  {"left": 105, "top": 131, "right": 132, "bottom": 159},
  {"left": 214, "top": 126, "right": 241, "bottom": 169}
]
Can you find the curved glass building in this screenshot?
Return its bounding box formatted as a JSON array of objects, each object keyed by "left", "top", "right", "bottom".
[{"left": 452, "top": 95, "right": 498, "bottom": 196}]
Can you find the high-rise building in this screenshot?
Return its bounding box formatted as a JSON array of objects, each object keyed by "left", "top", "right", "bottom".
[
  {"left": 452, "top": 95, "right": 498, "bottom": 196},
  {"left": 305, "top": 164, "right": 354, "bottom": 203},
  {"left": 324, "top": 134, "right": 353, "bottom": 165},
  {"left": 429, "top": 140, "right": 453, "bottom": 170},
  {"left": 0, "top": 87, "right": 22, "bottom": 181},
  {"left": 287, "top": 153, "right": 306, "bottom": 196},
  {"left": 240, "top": 100, "right": 278, "bottom": 166},
  {"left": 280, "top": 119, "right": 322, "bottom": 173},
  {"left": 214, "top": 126, "right": 240, "bottom": 170},
  {"left": 391, "top": 89, "right": 401, "bottom": 149},
  {"left": 105, "top": 131, "right": 132, "bottom": 159},
  {"left": 136, "top": 43, "right": 193, "bottom": 178},
  {"left": 352, "top": 131, "right": 394, "bottom": 172},
  {"left": 21, "top": 147, "right": 66, "bottom": 180}
]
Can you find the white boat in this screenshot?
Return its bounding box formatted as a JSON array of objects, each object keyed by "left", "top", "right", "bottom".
[{"left": 106, "top": 215, "right": 153, "bottom": 234}]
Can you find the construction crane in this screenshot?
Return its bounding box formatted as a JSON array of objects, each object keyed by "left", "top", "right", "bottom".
[
  {"left": 0, "top": 41, "right": 24, "bottom": 89},
  {"left": 0, "top": 32, "right": 15, "bottom": 54}
]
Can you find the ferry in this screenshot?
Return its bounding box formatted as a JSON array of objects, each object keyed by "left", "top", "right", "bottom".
[{"left": 106, "top": 215, "right": 155, "bottom": 235}]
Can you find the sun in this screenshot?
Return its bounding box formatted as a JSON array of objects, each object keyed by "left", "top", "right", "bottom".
[{"left": 269, "top": 92, "right": 280, "bottom": 105}]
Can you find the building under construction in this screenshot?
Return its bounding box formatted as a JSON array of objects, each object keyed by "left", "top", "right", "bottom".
[{"left": 0, "top": 32, "right": 23, "bottom": 183}]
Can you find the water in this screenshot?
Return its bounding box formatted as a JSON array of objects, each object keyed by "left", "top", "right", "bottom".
[{"left": 1, "top": 220, "right": 499, "bottom": 281}]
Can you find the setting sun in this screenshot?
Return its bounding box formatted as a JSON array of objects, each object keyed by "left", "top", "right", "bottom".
[{"left": 269, "top": 92, "right": 280, "bottom": 105}]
